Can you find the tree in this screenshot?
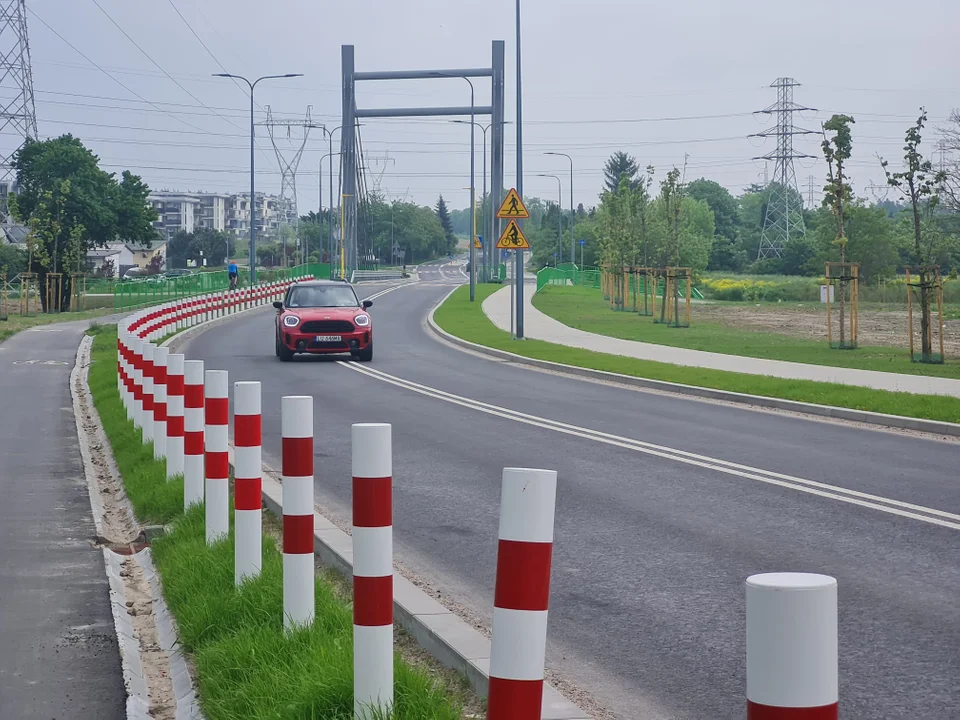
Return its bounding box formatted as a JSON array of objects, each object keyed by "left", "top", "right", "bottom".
[
  {"left": 598, "top": 175, "right": 635, "bottom": 308},
  {"left": 687, "top": 178, "right": 745, "bottom": 271},
  {"left": 10, "top": 135, "right": 157, "bottom": 311},
  {"left": 0, "top": 244, "right": 27, "bottom": 275},
  {"left": 603, "top": 152, "right": 640, "bottom": 193},
  {"left": 938, "top": 109, "right": 960, "bottom": 213},
  {"left": 822, "top": 113, "right": 855, "bottom": 347},
  {"left": 881, "top": 109, "right": 948, "bottom": 361},
  {"left": 145, "top": 253, "right": 164, "bottom": 275},
  {"left": 167, "top": 228, "right": 234, "bottom": 269},
  {"left": 94, "top": 257, "right": 115, "bottom": 279},
  {"left": 435, "top": 195, "right": 456, "bottom": 250}
]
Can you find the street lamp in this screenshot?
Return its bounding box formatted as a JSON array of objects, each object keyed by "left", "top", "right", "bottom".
[
  {"left": 319, "top": 151, "right": 342, "bottom": 267},
  {"left": 213, "top": 72, "right": 302, "bottom": 285},
  {"left": 452, "top": 120, "right": 512, "bottom": 284},
  {"left": 537, "top": 174, "right": 563, "bottom": 265},
  {"left": 433, "top": 73, "right": 475, "bottom": 302},
  {"left": 544, "top": 152, "right": 574, "bottom": 268}
]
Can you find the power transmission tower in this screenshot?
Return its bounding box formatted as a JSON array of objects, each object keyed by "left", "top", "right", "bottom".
[
  {"left": 260, "top": 105, "right": 319, "bottom": 232},
  {"left": 0, "top": 0, "right": 37, "bottom": 214},
  {"left": 749, "top": 78, "right": 817, "bottom": 259},
  {"left": 865, "top": 180, "right": 890, "bottom": 204},
  {"left": 364, "top": 152, "right": 395, "bottom": 193},
  {"left": 805, "top": 174, "right": 821, "bottom": 209}
]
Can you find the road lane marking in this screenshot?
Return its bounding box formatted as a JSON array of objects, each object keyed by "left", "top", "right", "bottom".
[{"left": 337, "top": 362, "right": 960, "bottom": 532}]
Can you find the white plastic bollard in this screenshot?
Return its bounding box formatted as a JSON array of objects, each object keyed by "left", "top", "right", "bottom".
[
  {"left": 204, "top": 370, "right": 229, "bottom": 544},
  {"left": 487, "top": 467, "right": 558, "bottom": 720},
  {"left": 183, "top": 360, "right": 205, "bottom": 509},
  {"left": 165, "top": 353, "right": 185, "bottom": 479},
  {"left": 746, "top": 573, "right": 838, "bottom": 720},
  {"left": 152, "top": 346, "right": 168, "bottom": 460},
  {"left": 131, "top": 336, "right": 143, "bottom": 430},
  {"left": 234, "top": 381, "right": 262, "bottom": 585},
  {"left": 141, "top": 342, "right": 155, "bottom": 444},
  {"left": 352, "top": 423, "right": 394, "bottom": 718},
  {"left": 282, "top": 395, "right": 314, "bottom": 629}
]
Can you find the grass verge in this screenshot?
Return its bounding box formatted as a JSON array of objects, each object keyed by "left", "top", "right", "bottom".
[
  {"left": 87, "top": 328, "right": 468, "bottom": 719},
  {"left": 434, "top": 285, "right": 960, "bottom": 425},
  {"left": 532, "top": 285, "right": 960, "bottom": 379},
  {"left": 0, "top": 307, "right": 113, "bottom": 344}
]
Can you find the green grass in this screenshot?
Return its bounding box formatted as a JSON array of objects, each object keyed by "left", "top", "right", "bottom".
[
  {"left": 87, "top": 329, "right": 466, "bottom": 719},
  {"left": 0, "top": 306, "right": 114, "bottom": 345},
  {"left": 532, "top": 285, "right": 960, "bottom": 380},
  {"left": 434, "top": 285, "right": 960, "bottom": 424}
]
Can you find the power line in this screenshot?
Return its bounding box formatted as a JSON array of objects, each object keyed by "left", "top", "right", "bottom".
[
  {"left": 27, "top": 6, "right": 214, "bottom": 135},
  {"left": 88, "top": 0, "right": 245, "bottom": 133}
]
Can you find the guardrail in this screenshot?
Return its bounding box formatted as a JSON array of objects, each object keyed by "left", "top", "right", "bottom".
[{"left": 350, "top": 269, "right": 406, "bottom": 283}]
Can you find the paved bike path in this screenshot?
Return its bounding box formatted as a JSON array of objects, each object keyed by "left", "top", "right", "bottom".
[
  {"left": 0, "top": 321, "right": 125, "bottom": 718},
  {"left": 482, "top": 285, "right": 960, "bottom": 398}
]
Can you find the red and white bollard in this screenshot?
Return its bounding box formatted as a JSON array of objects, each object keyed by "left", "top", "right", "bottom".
[
  {"left": 234, "top": 381, "right": 262, "bottom": 585},
  {"left": 746, "top": 573, "right": 838, "bottom": 720},
  {"left": 204, "top": 370, "right": 230, "bottom": 544},
  {"left": 281, "top": 395, "right": 314, "bottom": 629},
  {"left": 131, "top": 336, "right": 144, "bottom": 430},
  {"left": 352, "top": 423, "right": 394, "bottom": 718},
  {"left": 183, "top": 360, "right": 205, "bottom": 509},
  {"left": 152, "top": 346, "right": 168, "bottom": 460},
  {"left": 141, "top": 342, "right": 155, "bottom": 444},
  {"left": 165, "top": 353, "right": 185, "bottom": 479},
  {"left": 488, "top": 467, "right": 558, "bottom": 719}
]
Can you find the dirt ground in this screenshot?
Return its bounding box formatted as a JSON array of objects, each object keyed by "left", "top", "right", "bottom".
[{"left": 693, "top": 302, "right": 960, "bottom": 354}]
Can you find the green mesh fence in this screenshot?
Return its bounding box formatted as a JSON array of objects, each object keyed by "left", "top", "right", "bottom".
[{"left": 113, "top": 263, "right": 331, "bottom": 311}]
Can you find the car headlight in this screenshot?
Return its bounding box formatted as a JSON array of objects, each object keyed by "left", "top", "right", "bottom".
[
  {"left": 282, "top": 315, "right": 300, "bottom": 328},
  {"left": 354, "top": 313, "right": 370, "bottom": 327}
]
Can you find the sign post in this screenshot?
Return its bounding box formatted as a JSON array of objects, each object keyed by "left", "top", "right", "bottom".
[{"left": 497, "top": 189, "right": 530, "bottom": 339}]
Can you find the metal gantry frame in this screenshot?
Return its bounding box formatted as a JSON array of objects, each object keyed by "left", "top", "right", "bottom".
[{"left": 341, "top": 42, "right": 505, "bottom": 280}]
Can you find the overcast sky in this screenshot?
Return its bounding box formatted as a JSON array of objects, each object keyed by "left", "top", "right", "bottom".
[{"left": 10, "top": 0, "right": 959, "bottom": 217}]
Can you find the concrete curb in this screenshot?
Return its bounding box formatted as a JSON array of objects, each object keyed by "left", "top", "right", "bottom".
[
  {"left": 426, "top": 293, "right": 960, "bottom": 438},
  {"left": 135, "top": 549, "right": 204, "bottom": 720},
  {"left": 74, "top": 333, "right": 204, "bottom": 720},
  {"left": 103, "top": 549, "right": 152, "bottom": 720}
]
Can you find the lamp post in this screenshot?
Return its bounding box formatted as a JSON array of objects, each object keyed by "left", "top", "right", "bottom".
[
  {"left": 537, "top": 174, "right": 563, "bottom": 265},
  {"left": 212, "top": 72, "right": 302, "bottom": 285},
  {"left": 453, "top": 120, "right": 512, "bottom": 284},
  {"left": 545, "top": 152, "right": 574, "bottom": 268},
  {"left": 319, "top": 151, "right": 342, "bottom": 268}
]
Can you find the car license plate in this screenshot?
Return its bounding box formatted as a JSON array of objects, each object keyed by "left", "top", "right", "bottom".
[{"left": 315, "top": 335, "right": 341, "bottom": 342}]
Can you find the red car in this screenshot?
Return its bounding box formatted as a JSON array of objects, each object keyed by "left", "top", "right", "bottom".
[{"left": 274, "top": 280, "right": 374, "bottom": 362}]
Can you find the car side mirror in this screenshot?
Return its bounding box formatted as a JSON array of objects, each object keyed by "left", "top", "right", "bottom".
[
  {"left": 362, "top": 300, "right": 373, "bottom": 309},
  {"left": 273, "top": 301, "right": 283, "bottom": 309}
]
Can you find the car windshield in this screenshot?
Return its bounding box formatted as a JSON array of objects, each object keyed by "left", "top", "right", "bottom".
[{"left": 286, "top": 285, "right": 360, "bottom": 309}]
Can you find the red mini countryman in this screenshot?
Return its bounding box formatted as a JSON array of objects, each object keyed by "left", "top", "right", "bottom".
[{"left": 274, "top": 280, "right": 374, "bottom": 362}]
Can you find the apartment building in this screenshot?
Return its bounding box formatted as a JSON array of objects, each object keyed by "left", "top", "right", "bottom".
[{"left": 149, "top": 190, "right": 284, "bottom": 241}]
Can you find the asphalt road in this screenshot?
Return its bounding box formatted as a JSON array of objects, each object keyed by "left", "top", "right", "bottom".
[
  {"left": 186, "top": 260, "right": 960, "bottom": 720},
  {"left": 0, "top": 320, "right": 125, "bottom": 719}
]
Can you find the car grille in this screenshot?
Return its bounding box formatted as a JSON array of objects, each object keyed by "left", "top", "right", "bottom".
[
  {"left": 308, "top": 339, "right": 348, "bottom": 350},
  {"left": 300, "top": 319, "right": 355, "bottom": 334}
]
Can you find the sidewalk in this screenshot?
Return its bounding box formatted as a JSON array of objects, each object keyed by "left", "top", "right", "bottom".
[
  {"left": 481, "top": 285, "right": 960, "bottom": 398},
  {"left": 0, "top": 320, "right": 125, "bottom": 718}
]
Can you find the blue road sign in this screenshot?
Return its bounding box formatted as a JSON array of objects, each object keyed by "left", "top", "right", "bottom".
[{"left": 579, "top": 239, "right": 586, "bottom": 246}]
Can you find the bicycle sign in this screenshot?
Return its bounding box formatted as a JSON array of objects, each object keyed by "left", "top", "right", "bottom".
[{"left": 495, "top": 219, "right": 530, "bottom": 249}]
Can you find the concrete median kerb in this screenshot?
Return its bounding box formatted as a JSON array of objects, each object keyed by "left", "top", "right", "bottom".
[{"left": 425, "top": 289, "right": 960, "bottom": 439}]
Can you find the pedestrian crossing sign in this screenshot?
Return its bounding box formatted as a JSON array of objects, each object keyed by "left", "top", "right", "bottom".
[
  {"left": 496, "top": 219, "right": 530, "bottom": 249},
  {"left": 496, "top": 188, "right": 529, "bottom": 219}
]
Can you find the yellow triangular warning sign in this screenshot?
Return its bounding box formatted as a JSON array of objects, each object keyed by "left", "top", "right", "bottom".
[
  {"left": 496, "top": 219, "right": 530, "bottom": 249},
  {"left": 474, "top": 236, "right": 482, "bottom": 248},
  {"left": 496, "top": 188, "right": 529, "bottom": 219}
]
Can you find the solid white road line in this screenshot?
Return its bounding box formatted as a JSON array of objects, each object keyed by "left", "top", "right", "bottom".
[{"left": 337, "top": 362, "right": 960, "bottom": 532}]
